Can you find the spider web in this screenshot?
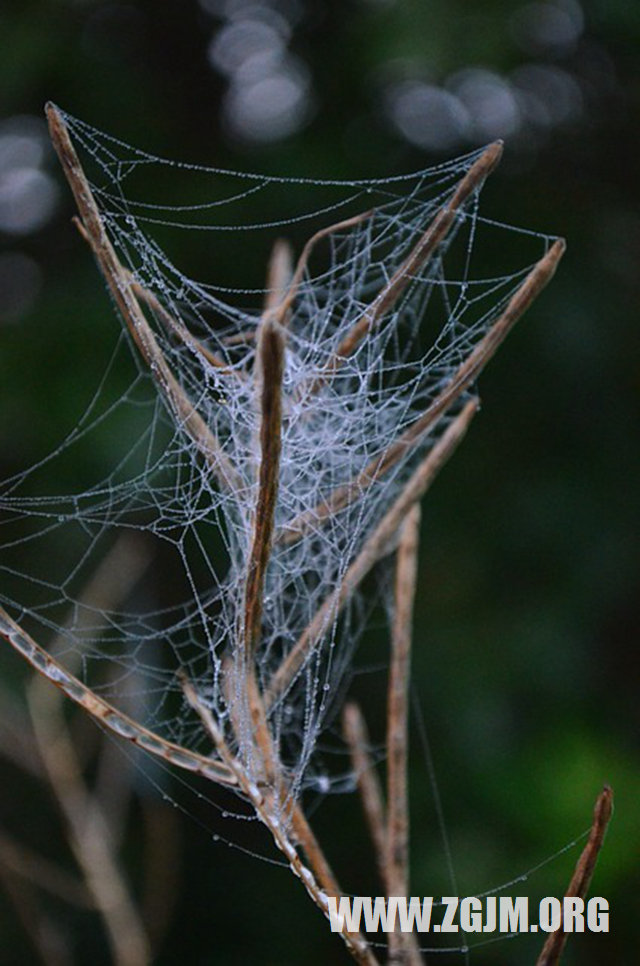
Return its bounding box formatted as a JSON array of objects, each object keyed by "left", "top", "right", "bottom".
[{"left": 0, "top": 111, "right": 558, "bottom": 809}]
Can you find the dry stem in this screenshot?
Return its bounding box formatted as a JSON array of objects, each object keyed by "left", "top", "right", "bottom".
[
  {"left": 241, "top": 317, "right": 285, "bottom": 779},
  {"left": 271, "top": 210, "right": 375, "bottom": 329},
  {"left": 536, "top": 786, "right": 613, "bottom": 966},
  {"left": 244, "top": 319, "right": 285, "bottom": 655},
  {"left": 46, "top": 103, "right": 240, "bottom": 492},
  {"left": 0, "top": 606, "right": 235, "bottom": 787},
  {"left": 342, "top": 702, "right": 387, "bottom": 883},
  {"left": 128, "top": 274, "right": 234, "bottom": 374},
  {"left": 263, "top": 238, "right": 294, "bottom": 315},
  {"left": 325, "top": 142, "right": 503, "bottom": 375},
  {"left": 386, "top": 504, "right": 421, "bottom": 965},
  {"left": 28, "top": 682, "right": 152, "bottom": 966}
]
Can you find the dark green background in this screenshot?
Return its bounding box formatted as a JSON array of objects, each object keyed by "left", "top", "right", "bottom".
[{"left": 0, "top": 1, "right": 638, "bottom": 963}]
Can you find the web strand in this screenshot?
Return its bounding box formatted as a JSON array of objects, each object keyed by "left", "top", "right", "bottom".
[{"left": 2, "top": 107, "right": 562, "bottom": 815}]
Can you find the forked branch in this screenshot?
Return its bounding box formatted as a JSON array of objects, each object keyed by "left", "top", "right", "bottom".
[{"left": 182, "top": 679, "right": 379, "bottom": 966}]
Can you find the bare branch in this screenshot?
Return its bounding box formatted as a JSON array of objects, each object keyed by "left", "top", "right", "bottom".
[
  {"left": 536, "top": 786, "right": 613, "bottom": 966},
  {"left": 46, "top": 103, "right": 240, "bottom": 492},
  {"left": 244, "top": 318, "right": 285, "bottom": 655},
  {"left": 240, "top": 318, "right": 286, "bottom": 776},
  {"left": 387, "top": 504, "right": 422, "bottom": 965},
  {"left": 270, "top": 210, "right": 375, "bottom": 328},
  {"left": 28, "top": 682, "right": 152, "bottom": 966},
  {"left": 263, "top": 238, "right": 294, "bottom": 315},
  {"left": 0, "top": 606, "right": 235, "bottom": 788},
  {"left": 318, "top": 142, "right": 503, "bottom": 382},
  {"left": 128, "top": 274, "right": 235, "bottom": 375},
  {"left": 342, "top": 702, "right": 387, "bottom": 883}
]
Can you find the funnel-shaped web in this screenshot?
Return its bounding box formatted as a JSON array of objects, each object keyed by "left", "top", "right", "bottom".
[{"left": 0, "top": 105, "right": 579, "bottom": 964}]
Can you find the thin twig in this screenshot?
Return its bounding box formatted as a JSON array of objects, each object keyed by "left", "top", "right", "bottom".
[
  {"left": 0, "top": 860, "right": 73, "bottom": 966},
  {"left": 0, "top": 606, "right": 235, "bottom": 787},
  {"left": 328, "top": 143, "right": 503, "bottom": 368},
  {"left": 536, "top": 786, "right": 613, "bottom": 966},
  {"left": 241, "top": 317, "right": 285, "bottom": 778},
  {"left": 280, "top": 238, "right": 565, "bottom": 546},
  {"left": 342, "top": 702, "right": 387, "bottom": 883},
  {"left": 386, "top": 504, "right": 421, "bottom": 966},
  {"left": 265, "top": 398, "right": 478, "bottom": 708},
  {"left": 263, "top": 238, "right": 294, "bottom": 315},
  {"left": 270, "top": 210, "right": 375, "bottom": 328},
  {"left": 222, "top": 661, "right": 351, "bottom": 940},
  {"left": 28, "top": 682, "right": 152, "bottom": 966},
  {"left": 46, "top": 103, "right": 240, "bottom": 492},
  {"left": 128, "top": 274, "right": 234, "bottom": 375},
  {"left": 0, "top": 829, "right": 93, "bottom": 908},
  {"left": 244, "top": 318, "right": 285, "bottom": 655}
]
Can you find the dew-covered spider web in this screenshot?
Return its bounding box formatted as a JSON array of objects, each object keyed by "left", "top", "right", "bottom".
[{"left": 0, "top": 110, "right": 559, "bottom": 825}]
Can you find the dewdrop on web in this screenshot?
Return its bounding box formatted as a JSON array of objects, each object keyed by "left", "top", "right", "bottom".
[{"left": 0, "top": 103, "right": 611, "bottom": 964}]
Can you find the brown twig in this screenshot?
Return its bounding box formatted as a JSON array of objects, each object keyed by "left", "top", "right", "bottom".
[
  {"left": 46, "top": 103, "right": 241, "bottom": 492},
  {"left": 244, "top": 318, "right": 285, "bottom": 656},
  {"left": 241, "top": 317, "right": 285, "bottom": 778},
  {"left": 127, "top": 274, "right": 234, "bottom": 375},
  {"left": 279, "top": 238, "right": 565, "bottom": 547},
  {"left": 28, "top": 680, "right": 152, "bottom": 966},
  {"left": 342, "top": 702, "right": 387, "bottom": 883},
  {"left": 386, "top": 504, "right": 421, "bottom": 965},
  {"left": 263, "top": 238, "right": 294, "bottom": 315},
  {"left": 270, "top": 210, "right": 375, "bottom": 329},
  {"left": 536, "top": 786, "right": 613, "bottom": 966},
  {"left": 0, "top": 828, "right": 93, "bottom": 908},
  {"left": 0, "top": 606, "right": 235, "bottom": 787},
  {"left": 309, "top": 142, "right": 502, "bottom": 393},
  {"left": 265, "top": 399, "right": 478, "bottom": 708}
]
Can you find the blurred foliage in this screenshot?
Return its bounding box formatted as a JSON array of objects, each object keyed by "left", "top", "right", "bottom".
[{"left": 0, "top": 1, "right": 638, "bottom": 963}]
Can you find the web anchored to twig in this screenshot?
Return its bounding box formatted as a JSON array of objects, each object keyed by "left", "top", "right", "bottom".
[{"left": 0, "top": 104, "right": 611, "bottom": 963}]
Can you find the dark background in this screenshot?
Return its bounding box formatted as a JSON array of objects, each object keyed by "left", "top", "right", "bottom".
[{"left": 0, "top": 1, "right": 638, "bottom": 964}]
